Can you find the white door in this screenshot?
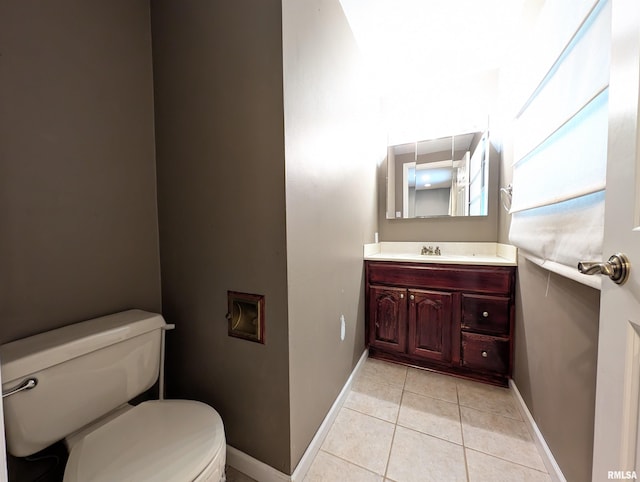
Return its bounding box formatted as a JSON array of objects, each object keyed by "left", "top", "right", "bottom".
[
  {"left": 591, "top": 0, "right": 640, "bottom": 479},
  {"left": 0, "top": 365, "right": 6, "bottom": 481}
]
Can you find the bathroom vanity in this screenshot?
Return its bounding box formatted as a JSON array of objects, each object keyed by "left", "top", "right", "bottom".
[{"left": 364, "top": 243, "right": 517, "bottom": 387}]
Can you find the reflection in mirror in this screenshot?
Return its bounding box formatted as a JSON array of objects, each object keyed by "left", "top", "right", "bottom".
[{"left": 386, "top": 130, "right": 489, "bottom": 219}]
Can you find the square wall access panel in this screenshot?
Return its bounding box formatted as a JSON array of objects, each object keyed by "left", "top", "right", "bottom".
[{"left": 227, "top": 291, "right": 265, "bottom": 344}]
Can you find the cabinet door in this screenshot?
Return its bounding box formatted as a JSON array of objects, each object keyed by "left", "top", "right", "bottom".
[
  {"left": 369, "top": 286, "right": 407, "bottom": 353},
  {"left": 408, "top": 289, "right": 453, "bottom": 363}
]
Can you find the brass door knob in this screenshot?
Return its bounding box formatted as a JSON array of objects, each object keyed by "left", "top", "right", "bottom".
[{"left": 578, "top": 253, "right": 630, "bottom": 285}]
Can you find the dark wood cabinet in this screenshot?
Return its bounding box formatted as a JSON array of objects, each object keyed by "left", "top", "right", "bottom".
[
  {"left": 369, "top": 286, "right": 407, "bottom": 354},
  {"left": 461, "top": 332, "right": 510, "bottom": 374},
  {"left": 461, "top": 294, "right": 510, "bottom": 336},
  {"left": 407, "top": 289, "right": 453, "bottom": 363},
  {"left": 365, "top": 261, "right": 516, "bottom": 386}
]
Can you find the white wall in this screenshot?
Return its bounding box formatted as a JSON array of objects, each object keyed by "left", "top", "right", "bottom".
[
  {"left": 282, "top": 0, "right": 384, "bottom": 468},
  {"left": 0, "top": 365, "right": 6, "bottom": 481}
]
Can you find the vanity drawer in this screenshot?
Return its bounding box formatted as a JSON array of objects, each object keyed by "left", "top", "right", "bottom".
[
  {"left": 461, "top": 295, "right": 510, "bottom": 335},
  {"left": 461, "top": 333, "right": 509, "bottom": 375},
  {"left": 366, "top": 262, "right": 514, "bottom": 295}
]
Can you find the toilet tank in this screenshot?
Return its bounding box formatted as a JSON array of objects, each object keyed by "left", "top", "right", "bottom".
[{"left": 0, "top": 309, "right": 166, "bottom": 457}]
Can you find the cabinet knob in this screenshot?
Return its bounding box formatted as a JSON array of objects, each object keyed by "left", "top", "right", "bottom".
[
  {"left": 481, "top": 351, "right": 488, "bottom": 358},
  {"left": 400, "top": 293, "right": 404, "bottom": 299},
  {"left": 410, "top": 294, "right": 415, "bottom": 301},
  {"left": 482, "top": 311, "right": 489, "bottom": 318}
]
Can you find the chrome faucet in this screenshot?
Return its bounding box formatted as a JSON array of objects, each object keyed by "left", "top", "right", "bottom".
[
  {"left": 421, "top": 245, "right": 441, "bottom": 256},
  {"left": 421, "top": 246, "right": 434, "bottom": 255}
]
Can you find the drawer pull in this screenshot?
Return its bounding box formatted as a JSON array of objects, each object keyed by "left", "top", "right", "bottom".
[
  {"left": 481, "top": 351, "right": 488, "bottom": 358},
  {"left": 410, "top": 294, "right": 415, "bottom": 301},
  {"left": 400, "top": 293, "right": 404, "bottom": 299},
  {"left": 482, "top": 311, "right": 489, "bottom": 318}
]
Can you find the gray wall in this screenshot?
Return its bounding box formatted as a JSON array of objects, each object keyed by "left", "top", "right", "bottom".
[
  {"left": 499, "top": 125, "right": 599, "bottom": 481},
  {"left": 0, "top": 1, "right": 161, "bottom": 344},
  {"left": 151, "top": 0, "right": 291, "bottom": 474},
  {"left": 414, "top": 188, "right": 451, "bottom": 217},
  {"left": 282, "top": 0, "right": 381, "bottom": 468}
]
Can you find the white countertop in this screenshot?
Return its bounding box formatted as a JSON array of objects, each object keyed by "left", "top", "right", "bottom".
[{"left": 364, "top": 242, "right": 517, "bottom": 266}]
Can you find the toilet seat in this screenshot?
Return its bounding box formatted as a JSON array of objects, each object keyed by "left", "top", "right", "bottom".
[{"left": 63, "top": 400, "right": 226, "bottom": 482}]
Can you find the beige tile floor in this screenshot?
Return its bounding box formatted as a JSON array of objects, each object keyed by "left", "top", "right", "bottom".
[{"left": 304, "top": 358, "right": 552, "bottom": 482}]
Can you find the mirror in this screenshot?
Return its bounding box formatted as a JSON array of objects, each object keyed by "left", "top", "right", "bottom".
[{"left": 386, "top": 130, "right": 489, "bottom": 218}]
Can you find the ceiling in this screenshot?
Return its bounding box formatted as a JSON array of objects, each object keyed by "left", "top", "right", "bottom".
[
  {"left": 337, "top": 0, "right": 530, "bottom": 143},
  {"left": 391, "top": 131, "right": 477, "bottom": 155},
  {"left": 338, "top": 0, "right": 526, "bottom": 75}
]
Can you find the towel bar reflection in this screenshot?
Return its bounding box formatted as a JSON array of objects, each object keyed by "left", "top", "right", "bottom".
[
  {"left": 500, "top": 184, "right": 513, "bottom": 212},
  {"left": 2, "top": 377, "right": 37, "bottom": 398}
]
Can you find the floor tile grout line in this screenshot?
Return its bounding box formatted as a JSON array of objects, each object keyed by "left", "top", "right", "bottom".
[
  {"left": 381, "top": 367, "right": 408, "bottom": 481},
  {"left": 455, "top": 382, "right": 525, "bottom": 420},
  {"left": 383, "top": 412, "right": 399, "bottom": 480},
  {"left": 394, "top": 423, "right": 465, "bottom": 448},
  {"left": 464, "top": 447, "right": 552, "bottom": 475},
  {"left": 457, "top": 383, "right": 472, "bottom": 482},
  {"left": 315, "top": 448, "right": 387, "bottom": 479},
  {"left": 326, "top": 364, "right": 408, "bottom": 479},
  {"left": 457, "top": 402, "right": 524, "bottom": 421},
  {"left": 322, "top": 359, "right": 549, "bottom": 481},
  {"left": 357, "top": 372, "right": 406, "bottom": 391},
  {"left": 457, "top": 386, "right": 551, "bottom": 475},
  {"left": 343, "top": 408, "right": 400, "bottom": 425},
  {"left": 458, "top": 403, "right": 534, "bottom": 435},
  {"left": 344, "top": 373, "right": 405, "bottom": 424},
  {"left": 338, "top": 405, "right": 397, "bottom": 428},
  {"left": 458, "top": 411, "right": 547, "bottom": 472},
  {"left": 454, "top": 387, "right": 526, "bottom": 419},
  {"left": 402, "top": 386, "right": 459, "bottom": 405},
  {"left": 403, "top": 389, "right": 460, "bottom": 405}
]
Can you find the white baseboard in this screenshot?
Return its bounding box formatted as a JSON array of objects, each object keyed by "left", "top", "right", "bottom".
[
  {"left": 510, "top": 380, "right": 566, "bottom": 482},
  {"left": 290, "top": 348, "right": 369, "bottom": 482},
  {"left": 226, "top": 445, "right": 290, "bottom": 482},
  {"left": 226, "top": 349, "right": 369, "bottom": 482}
]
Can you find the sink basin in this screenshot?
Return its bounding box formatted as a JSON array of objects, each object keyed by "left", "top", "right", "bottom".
[{"left": 363, "top": 242, "right": 517, "bottom": 266}]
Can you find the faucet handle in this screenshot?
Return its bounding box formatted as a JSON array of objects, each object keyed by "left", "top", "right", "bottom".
[{"left": 435, "top": 246, "right": 441, "bottom": 256}]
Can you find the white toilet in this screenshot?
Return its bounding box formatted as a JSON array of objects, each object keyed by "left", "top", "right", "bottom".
[{"left": 0, "top": 309, "right": 226, "bottom": 481}]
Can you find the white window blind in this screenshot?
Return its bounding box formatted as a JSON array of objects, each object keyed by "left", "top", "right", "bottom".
[{"left": 509, "top": 0, "right": 610, "bottom": 289}]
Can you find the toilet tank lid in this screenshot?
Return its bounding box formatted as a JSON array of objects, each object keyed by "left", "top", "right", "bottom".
[{"left": 0, "top": 310, "right": 166, "bottom": 384}]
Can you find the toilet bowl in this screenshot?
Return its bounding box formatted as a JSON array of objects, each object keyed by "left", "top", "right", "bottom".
[
  {"left": 0, "top": 310, "right": 226, "bottom": 481},
  {"left": 64, "top": 400, "right": 225, "bottom": 482}
]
